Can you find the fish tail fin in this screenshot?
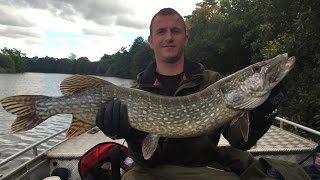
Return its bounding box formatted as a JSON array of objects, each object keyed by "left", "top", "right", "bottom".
[{"left": 1, "top": 95, "right": 49, "bottom": 133}]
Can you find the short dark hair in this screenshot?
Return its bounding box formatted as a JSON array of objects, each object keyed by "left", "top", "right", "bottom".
[{"left": 149, "top": 8, "right": 186, "bottom": 35}]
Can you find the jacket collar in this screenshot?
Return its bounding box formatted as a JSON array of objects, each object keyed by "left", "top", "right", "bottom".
[{"left": 137, "top": 59, "right": 204, "bottom": 87}]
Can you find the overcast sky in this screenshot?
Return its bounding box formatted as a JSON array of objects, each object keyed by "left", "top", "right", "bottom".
[{"left": 0, "top": 0, "right": 202, "bottom": 61}]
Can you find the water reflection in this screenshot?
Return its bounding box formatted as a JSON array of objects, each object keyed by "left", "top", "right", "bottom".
[{"left": 0, "top": 72, "right": 133, "bottom": 175}]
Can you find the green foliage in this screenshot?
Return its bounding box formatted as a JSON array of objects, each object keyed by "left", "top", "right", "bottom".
[
  {"left": 130, "top": 39, "right": 154, "bottom": 76},
  {"left": 1, "top": 47, "right": 26, "bottom": 73},
  {"left": 6, "top": 36, "right": 152, "bottom": 78},
  {"left": 186, "top": 0, "right": 320, "bottom": 140},
  {"left": 105, "top": 50, "right": 132, "bottom": 78},
  {"left": 74, "top": 57, "right": 91, "bottom": 74},
  {"left": 185, "top": 0, "right": 252, "bottom": 74},
  {"left": 68, "top": 53, "right": 77, "bottom": 60},
  {"left": 104, "top": 37, "right": 153, "bottom": 78},
  {"left": 0, "top": 53, "right": 15, "bottom": 73},
  {"left": 281, "top": 0, "right": 320, "bottom": 132},
  {"left": 1, "top": 36, "right": 153, "bottom": 79}
]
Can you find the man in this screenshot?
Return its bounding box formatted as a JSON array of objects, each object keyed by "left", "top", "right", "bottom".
[{"left": 96, "top": 8, "right": 309, "bottom": 180}]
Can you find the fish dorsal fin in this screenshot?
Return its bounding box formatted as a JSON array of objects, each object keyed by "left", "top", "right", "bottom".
[
  {"left": 60, "top": 75, "right": 114, "bottom": 95},
  {"left": 65, "top": 116, "right": 95, "bottom": 139},
  {"left": 233, "top": 92, "right": 270, "bottom": 110},
  {"left": 142, "top": 134, "right": 160, "bottom": 160}
]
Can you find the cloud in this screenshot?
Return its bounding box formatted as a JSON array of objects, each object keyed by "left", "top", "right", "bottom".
[
  {"left": 115, "top": 15, "right": 149, "bottom": 29},
  {"left": 0, "top": 7, "right": 35, "bottom": 27},
  {"left": 24, "top": 37, "right": 44, "bottom": 45},
  {"left": 72, "top": 0, "right": 134, "bottom": 25},
  {"left": 82, "top": 27, "right": 115, "bottom": 36},
  {"left": 0, "top": 0, "right": 138, "bottom": 28},
  {"left": 0, "top": 26, "right": 43, "bottom": 39}
]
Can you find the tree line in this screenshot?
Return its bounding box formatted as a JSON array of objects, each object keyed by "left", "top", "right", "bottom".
[
  {"left": 0, "top": 37, "right": 153, "bottom": 79},
  {"left": 0, "top": 0, "right": 319, "bottom": 140}
]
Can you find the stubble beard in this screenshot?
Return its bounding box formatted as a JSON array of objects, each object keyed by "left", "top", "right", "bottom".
[{"left": 159, "top": 49, "right": 184, "bottom": 64}]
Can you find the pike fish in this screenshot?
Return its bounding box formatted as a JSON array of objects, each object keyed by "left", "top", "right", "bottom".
[{"left": 0, "top": 53, "right": 295, "bottom": 159}]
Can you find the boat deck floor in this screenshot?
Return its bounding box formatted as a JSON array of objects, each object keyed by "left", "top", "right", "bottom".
[{"left": 8, "top": 125, "right": 316, "bottom": 180}]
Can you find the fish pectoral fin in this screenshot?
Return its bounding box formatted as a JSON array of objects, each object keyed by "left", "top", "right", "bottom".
[
  {"left": 229, "top": 112, "right": 250, "bottom": 142},
  {"left": 239, "top": 112, "right": 250, "bottom": 142},
  {"left": 234, "top": 92, "right": 270, "bottom": 110},
  {"left": 65, "top": 116, "right": 95, "bottom": 139},
  {"left": 230, "top": 117, "right": 239, "bottom": 126},
  {"left": 142, "top": 134, "right": 160, "bottom": 160},
  {"left": 60, "top": 74, "right": 115, "bottom": 95}
]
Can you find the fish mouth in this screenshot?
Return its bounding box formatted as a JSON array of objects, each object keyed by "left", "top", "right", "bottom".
[
  {"left": 247, "top": 54, "right": 295, "bottom": 93},
  {"left": 265, "top": 54, "right": 295, "bottom": 86}
]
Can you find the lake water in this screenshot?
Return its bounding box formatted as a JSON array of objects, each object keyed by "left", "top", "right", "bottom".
[{"left": 0, "top": 72, "right": 133, "bottom": 176}]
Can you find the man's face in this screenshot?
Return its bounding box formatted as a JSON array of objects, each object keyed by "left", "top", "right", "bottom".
[{"left": 148, "top": 14, "right": 188, "bottom": 64}]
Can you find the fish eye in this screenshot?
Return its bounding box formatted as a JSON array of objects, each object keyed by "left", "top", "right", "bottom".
[{"left": 252, "top": 66, "right": 261, "bottom": 73}]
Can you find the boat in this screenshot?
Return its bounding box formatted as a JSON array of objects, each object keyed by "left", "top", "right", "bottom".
[{"left": 0, "top": 117, "right": 319, "bottom": 180}]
